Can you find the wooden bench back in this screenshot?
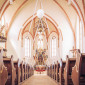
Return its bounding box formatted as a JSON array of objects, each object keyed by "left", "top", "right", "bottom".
[
  {"left": 71, "top": 49, "right": 85, "bottom": 85},
  {"left": 59, "top": 59, "right": 66, "bottom": 85},
  {"left": 56, "top": 61, "right": 60, "bottom": 82},
  {"left": 14, "top": 59, "right": 21, "bottom": 85},
  {"left": 26, "top": 64, "right": 28, "bottom": 79},
  {"left": 3, "top": 58, "right": 12, "bottom": 75},
  {"left": 69, "top": 58, "right": 76, "bottom": 75},
  {"left": 23, "top": 64, "right": 26, "bottom": 80},
  {"left": 64, "top": 55, "right": 76, "bottom": 85},
  {"left": 20, "top": 61, "right": 24, "bottom": 82},
  {"left": 80, "top": 54, "right": 85, "bottom": 76},
  {"left": 0, "top": 49, "right": 8, "bottom": 85},
  {"left": 3, "top": 55, "right": 16, "bottom": 85}
]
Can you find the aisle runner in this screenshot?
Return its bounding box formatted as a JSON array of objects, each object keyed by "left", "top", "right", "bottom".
[{"left": 22, "top": 75, "right": 58, "bottom": 85}]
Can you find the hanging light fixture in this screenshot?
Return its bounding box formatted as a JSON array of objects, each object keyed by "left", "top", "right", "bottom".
[
  {"left": 29, "top": 0, "right": 49, "bottom": 46},
  {"left": 9, "top": 0, "right": 13, "bottom": 4},
  {"left": 37, "top": 9, "right": 44, "bottom": 19},
  {"left": 34, "top": 18, "right": 47, "bottom": 35}
]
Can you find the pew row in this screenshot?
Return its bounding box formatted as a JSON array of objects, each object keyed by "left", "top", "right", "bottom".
[
  {"left": 0, "top": 49, "right": 8, "bottom": 85},
  {"left": 0, "top": 49, "right": 34, "bottom": 85},
  {"left": 19, "top": 62, "right": 34, "bottom": 85},
  {"left": 52, "top": 64, "right": 54, "bottom": 79},
  {"left": 47, "top": 61, "right": 60, "bottom": 83},
  {"left": 3, "top": 55, "right": 16, "bottom": 85},
  {"left": 64, "top": 55, "right": 76, "bottom": 85},
  {"left": 54, "top": 63, "right": 57, "bottom": 81},
  {"left": 71, "top": 50, "right": 85, "bottom": 85},
  {"left": 14, "top": 60, "right": 21, "bottom": 85},
  {"left": 47, "top": 50, "right": 85, "bottom": 85},
  {"left": 59, "top": 59, "right": 66, "bottom": 85},
  {"left": 56, "top": 61, "right": 60, "bottom": 83},
  {"left": 14, "top": 61, "right": 34, "bottom": 85}
]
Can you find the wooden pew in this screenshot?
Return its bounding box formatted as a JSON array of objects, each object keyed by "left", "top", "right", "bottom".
[
  {"left": 47, "top": 66, "right": 50, "bottom": 76},
  {"left": 26, "top": 64, "right": 28, "bottom": 79},
  {"left": 30, "top": 67, "right": 33, "bottom": 77},
  {"left": 71, "top": 50, "right": 85, "bottom": 85},
  {"left": 52, "top": 64, "right": 54, "bottom": 79},
  {"left": 47, "top": 67, "right": 48, "bottom": 76},
  {"left": 0, "top": 49, "right": 8, "bottom": 85},
  {"left": 14, "top": 59, "right": 21, "bottom": 85},
  {"left": 30, "top": 67, "right": 32, "bottom": 77},
  {"left": 32, "top": 67, "right": 34, "bottom": 75},
  {"left": 23, "top": 64, "right": 26, "bottom": 80},
  {"left": 64, "top": 55, "right": 76, "bottom": 85},
  {"left": 59, "top": 59, "right": 66, "bottom": 85},
  {"left": 50, "top": 64, "right": 52, "bottom": 78},
  {"left": 3, "top": 55, "right": 16, "bottom": 85},
  {"left": 56, "top": 61, "right": 60, "bottom": 83},
  {"left": 28, "top": 65, "right": 30, "bottom": 78},
  {"left": 31, "top": 67, "right": 32, "bottom": 76},
  {"left": 29, "top": 66, "right": 31, "bottom": 77},
  {"left": 29, "top": 66, "right": 32, "bottom": 77},
  {"left": 31, "top": 67, "right": 33, "bottom": 76},
  {"left": 48, "top": 66, "right": 50, "bottom": 77},
  {"left": 54, "top": 63, "right": 57, "bottom": 81},
  {"left": 20, "top": 61, "right": 24, "bottom": 83}
]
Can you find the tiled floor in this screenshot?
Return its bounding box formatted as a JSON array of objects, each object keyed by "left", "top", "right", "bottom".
[{"left": 22, "top": 75, "right": 57, "bottom": 85}]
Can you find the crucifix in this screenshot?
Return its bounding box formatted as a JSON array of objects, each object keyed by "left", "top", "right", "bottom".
[{"left": 70, "top": 46, "right": 76, "bottom": 57}]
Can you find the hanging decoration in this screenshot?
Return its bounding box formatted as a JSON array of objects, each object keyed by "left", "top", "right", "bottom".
[{"left": 37, "top": 9, "right": 44, "bottom": 19}]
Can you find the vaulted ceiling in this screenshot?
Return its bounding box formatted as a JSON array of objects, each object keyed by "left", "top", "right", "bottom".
[
  {"left": 0, "top": 0, "right": 85, "bottom": 62},
  {"left": 0, "top": 0, "right": 85, "bottom": 44}
]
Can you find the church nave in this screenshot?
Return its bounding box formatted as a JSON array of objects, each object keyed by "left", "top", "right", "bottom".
[
  {"left": 0, "top": 0, "right": 85, "bottom": 85},
  {"left": 22, "top": 75, "right": 57, "bottom": 85}
]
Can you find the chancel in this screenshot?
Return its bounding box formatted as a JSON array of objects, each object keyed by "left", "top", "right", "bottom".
[{"left": 0, "top": 0, "right": 85, "bottom": 85}]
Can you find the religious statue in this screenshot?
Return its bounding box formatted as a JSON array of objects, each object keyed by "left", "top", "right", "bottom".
[{"left": 33, "top": 49, "right": 48, "bottom": 65}]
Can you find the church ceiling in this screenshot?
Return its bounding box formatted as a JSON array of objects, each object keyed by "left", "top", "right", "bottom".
[{"left": 0, "top": 0, "right": 84, "bottom": 40}]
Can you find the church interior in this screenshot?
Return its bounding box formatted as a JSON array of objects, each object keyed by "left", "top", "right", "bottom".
[{"left": 0, "top": 0, "right": 85, "bottom": 85}]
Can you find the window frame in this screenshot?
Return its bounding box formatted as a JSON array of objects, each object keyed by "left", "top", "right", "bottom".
[
  {"left": 51, "top": 36, "right": 57, "bottom": 57},
  {"left": 25, "top": 37, "right": 30, "bottom": 57}
]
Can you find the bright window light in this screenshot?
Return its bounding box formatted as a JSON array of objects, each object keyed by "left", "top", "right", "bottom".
[
  {"left": 25, "top": 37, "right": 30, "bottom": 57},
  {"left": 52, "top": 36, "right": 56, "bottom": 57}
]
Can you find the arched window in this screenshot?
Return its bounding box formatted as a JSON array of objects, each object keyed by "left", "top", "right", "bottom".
[
  {"left": 0, "top": 16, "right": 5, "bottom": 29},
  {"left": 1, "top": 16, "right": 5, "bottom": 26},
  {"left": 52, "top": 36, "right": 56, "bottom": 57},
  {"left": 25, "top": 37, "right": 30, "bottom": 57}
]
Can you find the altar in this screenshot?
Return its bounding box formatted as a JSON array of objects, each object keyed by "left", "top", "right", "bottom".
[{"left": 33, "top": 49, "right": 48, "bottom": 72}]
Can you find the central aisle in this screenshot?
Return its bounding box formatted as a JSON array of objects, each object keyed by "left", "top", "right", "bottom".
[{"left": 22, "top": 75, "right": 57, "bottom": 85}]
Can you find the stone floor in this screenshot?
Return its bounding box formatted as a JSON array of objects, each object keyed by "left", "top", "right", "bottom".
[{"left": 22, "top": 75, "right": 57, "bottom": 85}]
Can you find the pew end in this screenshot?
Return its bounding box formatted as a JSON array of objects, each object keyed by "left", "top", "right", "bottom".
[
  {"left": 0, "top": 49, "right": 8, "bottom": 85},
  {"left": 3, "top": 55, "right": 16, "bottom": 85},
  {"left": 71, "top": 50, "right": 85, "bottom": 85},
  {"left": 64, "top": 55, "right": 76, "bottom": 85},
  {"left": 59, "top": 59, "right": 66, "bottom": 85}
]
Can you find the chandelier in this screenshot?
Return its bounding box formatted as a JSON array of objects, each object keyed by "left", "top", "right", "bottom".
[
  {"left": 37, "top": 9, "right": 44, "bottom": 19},
  {"left": 33, "top": 9, "right": 47, "bottom": 35},
  {"left": 34, "top": 18, "right": 47, "bottom": 34},
  {"left": 28, "top": 0, "right": 50, "bottom": 45}
]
